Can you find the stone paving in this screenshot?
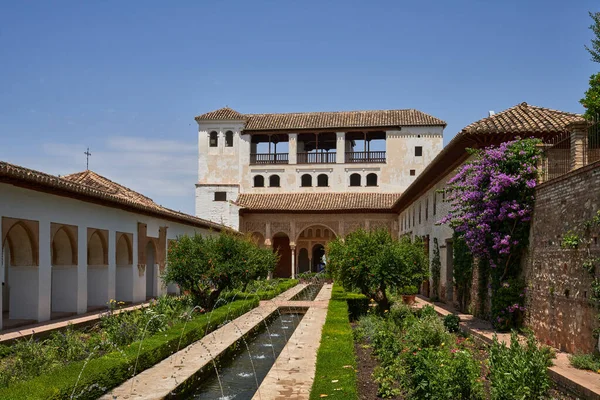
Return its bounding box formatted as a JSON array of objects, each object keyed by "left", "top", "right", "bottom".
[
  {"left": 415, "top": 296, "right": 600, "bottom": 400},
  {"left": 100, "top": 283, "right": 311, "bottom": 400}
]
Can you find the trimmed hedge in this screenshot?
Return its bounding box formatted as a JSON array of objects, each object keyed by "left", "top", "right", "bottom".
[
  {"left": 0, "top": 279, "right": 297, "bottom": 400},
  {"left": 309, "top": 284, "right": 358, "bottom": 400}
]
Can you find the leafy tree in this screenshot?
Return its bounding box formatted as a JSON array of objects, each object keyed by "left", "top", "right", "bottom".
[
  {"left": 580, "top": 72, "right": 600, "bottom": 119},
  {"left": 430, "top": 238, "right": 441, "bottom": 300},
  {"left": 164, "top": 231, "right": 277, "bottom": 308},
  {"left": 585, "top": 11, "right": 600, "bottom": 64},
  {"left": 453, "top": 232, "right": 474, "bottom": 313},
  {"left": 326, "top": 229, "right": 428, "bottom": 311}
]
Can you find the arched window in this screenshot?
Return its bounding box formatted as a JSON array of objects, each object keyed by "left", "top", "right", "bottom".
[
  {"left": 225, "top": 130, "right": 234, "bottom": 147},
  {"left": 209, "top": 131, "right": 218, "bottom": 147},
  {"left": 269, "top": 175, "right": 280, "bottom": 187},
  {"left": 366, "top": 173, "right": 378, "bottom": 187},
  {"left": 301, "top": 174, "right": 312, "bottom": 187},
  {"left": 317, "top": 174, "right": 328, "bottom": 187},
  {"left": 253, "top": 175, "right": 264, "bottom": 187},
  {"left": 349, "top": 173, "right": 361, "bottom": 187}
]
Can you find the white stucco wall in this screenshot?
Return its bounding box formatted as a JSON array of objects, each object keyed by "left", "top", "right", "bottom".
[{"left": 0, "top": 182, "right": 218, "bottom": 328}]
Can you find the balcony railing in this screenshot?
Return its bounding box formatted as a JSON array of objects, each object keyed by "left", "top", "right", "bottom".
[
  {"left": 297, "top": 152, "right": 336, "bottom": 164},
  {"left": 345, "top": 151, "right": 386, "bottom": 163},
  {"left": 250, "top": 153, "right": 289, "bottom": 165}
]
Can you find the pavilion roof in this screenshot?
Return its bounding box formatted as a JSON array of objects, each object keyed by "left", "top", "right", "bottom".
[{"left": 236, "top": 192, "right": 401, "bottom": 212}]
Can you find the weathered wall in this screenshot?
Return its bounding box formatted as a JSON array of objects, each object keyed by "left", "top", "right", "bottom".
[{"left": 526, "top": 161, "right": 600, "bottom": 353}]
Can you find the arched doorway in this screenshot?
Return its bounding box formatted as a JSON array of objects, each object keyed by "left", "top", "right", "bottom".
[
  {"left": 51, "top": 225, "right": 77, "bottom": 316},
  {"left": 272, "top": 233, "right": 291, "bottom": 278},
  {"left": 298, "top": 248, "right": 310, "bottom": 273},
  {"left": 116, "top": 233, "right": 133, "bottom": 302},
  {"left": 312, "top": 244, "right": 325, "bottom": 272},
  {"left": 87, "top": 229, "right": 108, "bottom": 309},
  {"left": 2, "top": 220, "right": 38, "bottom": 321},
  {"left": 146, "top": 241, "right": 157, "bottom": 299}
]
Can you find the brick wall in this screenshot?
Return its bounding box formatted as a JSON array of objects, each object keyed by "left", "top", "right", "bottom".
[{"left": 526, "top": 161, "right": 600, "bottom": 353}]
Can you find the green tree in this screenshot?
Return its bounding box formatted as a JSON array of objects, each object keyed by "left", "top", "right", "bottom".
[
  {"left": 430, "top": 238, "right": 441, "bottom": 300},
  {"left": 453, "top": 233, "right": 474, "bottom": 313},
  {"left": 326, "top": 229, "right": 428, "bottom": 311},
  {"left": 580, "top": 72, "right": 600, "bottom": 119},
  {"left": 164, "top": 231, "right": 277, "bottom": 308},
  {"left": 585, "top": 11, "right": 600, "bottom": 63}
]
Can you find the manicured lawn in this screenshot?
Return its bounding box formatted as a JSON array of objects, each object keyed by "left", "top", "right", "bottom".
[{"left": 309, "top": 284, "right": 358, "bottom": 400}]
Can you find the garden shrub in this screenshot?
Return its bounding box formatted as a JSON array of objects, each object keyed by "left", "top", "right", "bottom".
[
  {"left": 389, "top": 303, "right": 417, "bottom": 329},
  {"left": 569, "top": 352, "right": 600, "bottom": 371},
  {"left": 418, "top": 304, "right": 438, "bottom": 318},
  {"left": 489, "top": 332, "right": 554, "bottom": 400},
  {"left": 345, "top": 292, "right": 370, "bottom": 321},
  {"left": 327, "top": 229, "right": 428, "bottom": 311},
  {"left": 165, "top": 231, "right": 278, "bottom": 308},
  {"left": 443, "top": 314, "right": 461, "bottom": 333},
  {"left": 404, "top": 314, "right": 452, "bottom": 349}
]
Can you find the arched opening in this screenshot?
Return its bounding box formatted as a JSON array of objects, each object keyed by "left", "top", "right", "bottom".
[
  {"left": 366, "top": 173, "right": 378, "bottom": 187},
  {"left": 209, "top": 131, "right": 218, "bottom": 147},
  {"left": 2, "top": 221, "right": 38, "bottom": 321},
  {"left": 317, "top": 174, "right": 328, "bottom": 187},
  {"left": 298, "top": 248, "right": 310, "bottom": 273},
  {"left": 146, "top": 241, "right": 157, "bottom": 300},
  {"left": 350, "top": 173, "right": 361, "bottom": 187},
  {"left": 51, "top": 225, "right": 77, "bottom": 317},
  {"left": 225, "top": 130, "right": 234, "bottom": 147},
  {"left": 272, "top": 233, "right": 291, "bottom": 278},
  {"left": 253, "top": 175, "right": 264, "bottom": 187},
  {"left": 301, "top": 174, "right": 312, "bottom": 187},
  {"left": 269, "top": 175, "right": 280, "bottom": 187},
  {"left": 116, "top": 233, "right": 134, "bottom": 302},
  {"left": 250, "top": 232, "right": 265, "bottom": 248},
  {"left": 312, "top": 244, "right": 326, "bottom": 272},
  {"left": 87, "top": 229, "right": 109, "bottom": 309}
]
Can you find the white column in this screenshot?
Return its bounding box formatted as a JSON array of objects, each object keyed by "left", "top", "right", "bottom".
[
  {"left": 77, "top": 226, "right": 88, "bottom": 314},
  {"left": 288, "top": 133, "right": 297, "bottom": 164},
  {"left": 108, "top": 230, "right": 116, "bottom": 302},
  {"left": 37, "top": 219, "right": 51, "bottom": 322},
  {"left": 132, "top": 231, "right": 142, "bottom": 303},
  {"left": 336, "top": 132, "right": 346, "bottom": 164},
  {"left": 290, "top": 244, "right": 296, "bottom": 279}
]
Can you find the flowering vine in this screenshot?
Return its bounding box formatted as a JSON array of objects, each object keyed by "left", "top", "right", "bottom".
[{"left": 440, "top": 138, "right": 542, "bottom": 330}]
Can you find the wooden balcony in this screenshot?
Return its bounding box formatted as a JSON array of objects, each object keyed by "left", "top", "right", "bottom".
[
  {"left": 297, "top": 152, "right": 336, "bottom": 164},
  {"left": 345, "top": 151, "right": 386, "bottom": 163},
  {"left": 250, "top": 153, "right": 289, "bottom": 165}
]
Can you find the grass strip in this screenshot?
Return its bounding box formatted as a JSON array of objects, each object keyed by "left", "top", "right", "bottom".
[
  {"left": 309, "top": 283, "right": 358, "bottom": 400},
  {"left": 0, "top": 279, "right": 297, "bottom": 400}
]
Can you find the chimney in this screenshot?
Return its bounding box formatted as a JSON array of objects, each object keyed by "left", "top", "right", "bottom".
[{"left": 488, "top": 111, "right": 495, "bottom": 117}]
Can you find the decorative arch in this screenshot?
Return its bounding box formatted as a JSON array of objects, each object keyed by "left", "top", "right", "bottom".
[
  {"left": 87, "top": 229, "right": 108, "bottom": 265},
  {"left": 2, "top": 219, "right": 38, "bottom": 267},
  {"left": 298, "top": 248, "right": 310, "bottom": 273},
  {"left": 51, "top": 225, "right": 77, "bottom": 266},
  {"left": 294, "top": 223, "right": 338, "bottom": 243},
  {"left": 317, "top": 174, "right": 328, "bottom": 187},
  {"left": 350, "top": 173, "right": 361, "bottom": 187},
  {"left": 116, "top": 233, "right": 133, "bottom": 266},
  {"left": 272, "top": 232, "right": 291, "bottom": 278},
  {"left": 253, "top": 175, "right": 265, "bottom": 187}
]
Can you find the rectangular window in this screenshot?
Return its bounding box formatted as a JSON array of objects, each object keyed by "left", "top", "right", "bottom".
[
  {"left": 225, "top": 131, "right": 234, "bottom": 147},
  {"left": 433, "top": 192, "right": 437, "bottom": 216},
  {"left": 412, "top": 208, "right": 415, "bottom": 227},
  {"left": 209, "top": 131, "right": 218, "bottom": 147},
  {"left": 419, "top": 202, "right": 422, "bottom": 224},
  {"left": 415, "top": 146, "right": 423, "bottom": 157},
  {"left": 425, "top": 198, "right": 429, "bottom": 221},
  {"left": 214, "top": 191, "right": 227, "bottom": 201},
  {"left": 410, "top": 169, "right": 416, "bottom": 176}
]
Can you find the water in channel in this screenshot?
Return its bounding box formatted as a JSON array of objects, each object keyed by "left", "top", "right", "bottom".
[
  {"left": 192, "top": 312, "right": 304, "bottom": 399},
  {"left": 289, "top": 284, "right": 322, "bottom": 301}
]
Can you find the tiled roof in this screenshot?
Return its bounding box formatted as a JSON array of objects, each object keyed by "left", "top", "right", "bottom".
[
  {"left": 461, "top": 102, "right": 583, "bottom": 134},
  {"left": 0, "top": 162, "right": 228, "bottom": 232},
  {"left": 195, "top": 107, "right": 246, "bottom": 121},
  {"left": 195, "top": 108, "right": 446, "bottom": 131},
  {"left": 236, "top": 192, "right": 401, "bottom": 211}
]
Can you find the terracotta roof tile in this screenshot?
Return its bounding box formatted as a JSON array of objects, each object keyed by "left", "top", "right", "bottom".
[
  {"left": 195, "top": 108, "right": 446, "bottom": 131},
  {"left": 195, "top": 107, "right": 246, "bottom": 121},
  {"left": 462, "top": 102, "right": 583, "bottom": 135},
  {"left": 0, "top": 162, "right": 228, "bottom": 231},
  {"left": 236, "top": 192, "right": 401, "bottom": 211}
]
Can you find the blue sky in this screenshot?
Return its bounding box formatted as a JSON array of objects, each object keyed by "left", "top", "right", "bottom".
[{"left": 0, "top": 0, "right": 598, "bottom": 215}]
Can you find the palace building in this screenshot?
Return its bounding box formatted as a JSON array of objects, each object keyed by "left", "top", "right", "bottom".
[{"left": 194, "top": 107, "right": 446, "bottom": 277}]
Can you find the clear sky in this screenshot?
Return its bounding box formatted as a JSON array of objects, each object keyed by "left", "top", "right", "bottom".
[{"left": 1, "top": 0, "right": 598, "bottom": 215}]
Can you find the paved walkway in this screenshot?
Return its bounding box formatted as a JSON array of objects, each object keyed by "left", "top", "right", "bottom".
[
  {"left": 415, "top": 296, "right": 600, "bottom": 400},
  {"left": 101, "top": 283, "right": 310, "bottom": 400},
  {"left": 252, "top": 284, "right": 332, "bottom": 400}
]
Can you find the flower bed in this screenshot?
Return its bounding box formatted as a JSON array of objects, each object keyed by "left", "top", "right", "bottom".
[
  {"left": 354, "top": 302, "right": 574, "bottom": 400},
  {"left": 309, "top": 284, "right": 358, "bottom": 400},
  {"left": 0, "top": 278, "right": 296, "bottom": 400}
]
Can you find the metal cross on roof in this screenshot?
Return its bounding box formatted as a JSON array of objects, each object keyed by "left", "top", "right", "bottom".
[{"left": 84, "top": 147, "right": 92, "bottom": 170}]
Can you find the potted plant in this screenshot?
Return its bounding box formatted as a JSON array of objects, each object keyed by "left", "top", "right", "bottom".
[{"left": 399, "top": 285, "right": 418, "bottom": 304}]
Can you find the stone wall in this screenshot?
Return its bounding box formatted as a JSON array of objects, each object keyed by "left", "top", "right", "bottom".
[{"left": 526, "top": 161, "right": 600, "bottom": 353}]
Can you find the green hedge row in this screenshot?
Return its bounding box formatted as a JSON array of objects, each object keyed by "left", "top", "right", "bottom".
[
  {"left": 0, "top": 279, "right": 297, "bottom": 400},
  {"left": 309, "top": 284, "right": 358, "bottom": 400}
]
